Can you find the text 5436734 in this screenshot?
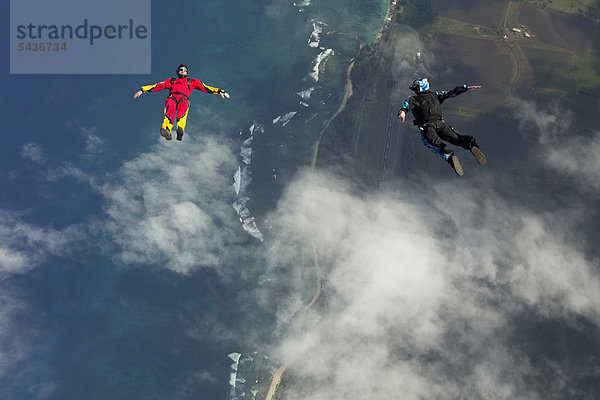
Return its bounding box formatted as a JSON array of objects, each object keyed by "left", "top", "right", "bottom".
[{"left": 17, "top": 42, "right": 67, "bottom": 52}]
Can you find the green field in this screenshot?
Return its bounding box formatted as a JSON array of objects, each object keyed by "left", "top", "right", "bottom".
[
  {"left": 316, "top": 0, "right": 600, "bottom": 184},
  {"left": 431, "top": 0, "right": 509, "bottom": 28},
  {"left": 521, "top": 43, "right": 575, "bottom": 94},
  {"left": 409, "top": 0, "right": 600, "bottom": 127},
  {"left": 519, "top": 32, "right": 600, "bottom": 128},
  {"left": 573, "top": 25, "right": 600, "bottom": 127},
  {"left": 419, "top": 17, "right": 496, "bottom": 45},
  {"left": 519, "top": 0, "right": 600, "bottom": 19},
  {"left": 575, "top": 22, "right": 600, "bottom": 90}
]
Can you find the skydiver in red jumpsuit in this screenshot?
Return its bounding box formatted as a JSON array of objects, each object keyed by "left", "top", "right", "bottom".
[{"left": 134, "top": 64, "right": 230, "bottom": 141}]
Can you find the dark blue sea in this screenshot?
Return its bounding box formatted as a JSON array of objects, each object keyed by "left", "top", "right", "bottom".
[{"left": 1, "top": 1, "right": 389, "bottom": 399}]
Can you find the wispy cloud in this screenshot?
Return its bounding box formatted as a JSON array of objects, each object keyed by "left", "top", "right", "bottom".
[
  {"left": 390, "top": 29, "right": 427, "bottom": 81},
  {"left": 81, "top": 126, "right": 104, "bottom": 154},
  {"left": 20, "top": 142, "right": 48, "bottom": 165},
  {"left": 19, "top": 141, "right": 95, "bottom": 185},
  {"left": 512, "top": 98, "right": 573, "bottom": 144},
  {"left": 260, "top": 169, "right": 599, "bottom": 399},
  {"left": 544, "top": 131, "right": 600, "bottom": 193},
  {"left": 0, "top": 287, "right": 29, "bottom": 392},
  {"left": 512, "top": 98, "right": 600, "bottom": 193},
  {"left": 99, "top": 134, "right": 243, "bottom": 274},
  {"left": 0, "top": 282, "right": 57, "bottom": 399},
  {"left": 0, "top": 211, "right": 81, "bottom": 276}
]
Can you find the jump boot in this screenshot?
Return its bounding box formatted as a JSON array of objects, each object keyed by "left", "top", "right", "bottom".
[
  {"left": 470, "top": 146, "right": 486, "bottom": 166},
  {"left": 160, "top": 128, "right": 172, "bottom": 141},
  {"left": 448, "top": 154, "right": 463, "bottom": 176}
]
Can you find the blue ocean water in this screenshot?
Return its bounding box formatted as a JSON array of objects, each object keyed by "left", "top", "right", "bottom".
[{"left": 0, "top": 1, "right": 389, "bottom": 399}]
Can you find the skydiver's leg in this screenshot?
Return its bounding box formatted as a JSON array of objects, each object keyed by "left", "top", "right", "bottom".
[
  {"left": 162, "top": 98, "right": 176, "bottom": 131},
  {"left": 175, "top": 100, "right": 189, "bottom": 141},
  {"left": 438, "top": 124, "right": 477, "bottom": 150},
  {"left": 421, "top": 125, "right": 463, "bottom": 176},
  {"left": 161, "top": 98, "right": 176, "bottom": 140},
  {"left": 420, "top": 125, "right": 453, "bottom": 161},
  {"left": 439, "top": 124, "right": 485, "bottom": 165}
]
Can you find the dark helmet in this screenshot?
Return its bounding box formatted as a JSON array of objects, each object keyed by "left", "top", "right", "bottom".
[
  {"left": 409, "top": 77, "right": 429, "bottom": 93},
  {"left": 176, "top": 64, "right": 189, "bottom": 78}
]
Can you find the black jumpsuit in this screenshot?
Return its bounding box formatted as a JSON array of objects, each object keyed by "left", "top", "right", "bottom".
[{"left": 399, "top": 85, "right": 478, "bottom": 161}]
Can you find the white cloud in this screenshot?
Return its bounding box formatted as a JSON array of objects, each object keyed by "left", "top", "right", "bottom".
[
  {"left": 100, "top": 134, "right": 244, "bottom": 274},
  {"left": 260, "top": 169, "right": 599, "bottom": 399},
  {"left": 544, "top": 132, "right": 600, "bottom": 193},
  {"left": 512, "top": 99, "right": 600, "bottom": 193},
  {"left": 0, "top": 212, "right": 81, "bottom": 276},
  {"left": 0, "top": 284, "right": 57, "bottom": 400},
  {"left": 391, "top": 29, "right": 427, "bottom": 81},
  {"left": 20, "top": 142, "right": 47, "bottom": 165},
  {"left": 19, "top": 141, "right": 95, "bottom": 185},
  {"left": 0, "top": 283, "right": 57, "bottom": 399},
  {"left": 0, "top": 289, "right": 26, "bottom": 382},
  {"left": 512, "top": 99, "right": 572, "bottom": 144},
  {"left": 81, "top": 127, "right": 104, "bottom": 154}
]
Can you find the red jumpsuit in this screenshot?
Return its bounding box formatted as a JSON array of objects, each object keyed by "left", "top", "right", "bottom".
[{"left": 141, "top": 77, "right": 222, "bottom": 132}]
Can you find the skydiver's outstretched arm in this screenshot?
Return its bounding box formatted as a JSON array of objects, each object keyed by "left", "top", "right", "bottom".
[
  {"left": 189, "top": 79, "right": 231, "bottom": 99},
  {"left": 133, "top": 89, "right": 229, "bottom": 99},
  {"left": 133, "top": 79, "right": 172, "bottom": 99},
  {"left": 437, "top": 84, "right": 482, "bottom": 103}
]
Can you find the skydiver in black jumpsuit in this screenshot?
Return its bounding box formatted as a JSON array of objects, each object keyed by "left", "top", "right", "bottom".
[{"left": 397, "top": 77, "right": 486, "bottom": 176}]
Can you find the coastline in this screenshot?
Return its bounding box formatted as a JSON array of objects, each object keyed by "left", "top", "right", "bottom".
[
  {"left": 265, "top": 2, "right": 397, "bottom": 399},
  {"left": 263, "top": 1, "right": 600, "bottom": 398},
  {"left": 262, "top": 243, "right": 322, "bottom": 400},
  {"left": 310, "top": 58, "right": 356, "bottom": 169},
  {"left": 264, "top": 366, "right": 287, "bottom": 400},
  {"left": 310, "top": 0, "right": 399, "bottom": 169}
]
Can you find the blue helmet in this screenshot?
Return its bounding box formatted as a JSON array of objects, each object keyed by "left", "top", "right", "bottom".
[{"left": 410, "top": 77, "right": 429, "bottom": 92}]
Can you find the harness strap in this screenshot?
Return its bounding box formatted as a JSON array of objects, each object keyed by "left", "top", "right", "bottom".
[
  {"left": 168, "top": 77, "right": 192, "bottom": 103},
  {"left": 170, "top": 77, "right": 191, "bottom": 90},
  {"left": 168, "top": 92, "right": 190, "bottom": 103}
]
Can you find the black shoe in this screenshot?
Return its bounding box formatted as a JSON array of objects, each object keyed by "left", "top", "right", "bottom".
[
  {"left": 160, "top": 128, "right": 172, "bottom": 141},
  {"left": 470, "top": 146, "right": 486, "bottom": 166},
  {"left": 176, "top": 127, "right": 184, "bottom": 141},
  {"left": 448, "top": 154, "right": 464, "bottom": 176}
]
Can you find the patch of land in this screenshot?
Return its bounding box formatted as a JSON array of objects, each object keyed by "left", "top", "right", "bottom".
[
  {"left": 277, "top": 2, "right": 600, "bottom": 396},
  {"left": 520, "top": 0, "right": 600, "bottom": 20},
  {"left": 429, "top": 34, "right": 513, "bottom": 116},
  {"left": 431, "top": 0, "right": 509, "bottom": 28},
  {"left": 314, "top": 0, "right": 600, "bottom": 184},
  {"left": 518, "top": 3, "right": 595, "bottom": 54}
]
